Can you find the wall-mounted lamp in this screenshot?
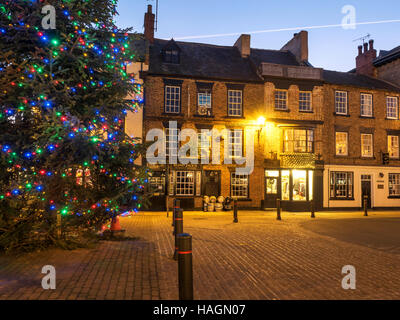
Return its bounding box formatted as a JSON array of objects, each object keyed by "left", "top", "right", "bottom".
[{"left": 256, "top": 116, "right": 266, "bottom": 142}]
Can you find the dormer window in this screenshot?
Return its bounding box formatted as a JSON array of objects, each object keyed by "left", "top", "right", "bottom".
[
  {"left": 162, "top": 39, "right": 181, "bottom": 64},
  {"left": 163, "top": 50, "right": 180, "bottom": 64}
]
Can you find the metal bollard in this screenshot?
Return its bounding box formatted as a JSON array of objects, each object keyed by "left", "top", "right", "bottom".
[
  {"left": 177, "top": 233, "right": 193, "bottom": 300},
  {"left": 172, "top": 199, "right": 180, "bottom": 228},
  {"left": 173, "top": 208, "right": 183, "bottom": 260},
  {"left": 233, "top": 199, "right": 238, "bottom": 223},
  {"left": 276, "top": 198, "right": 281, "bottom": 220},
  {"left": 364, "top": 195, "right": 368, "bottom": 217},
  {"left": 311, "top": 199, "right": 315, "bottom": 219}
]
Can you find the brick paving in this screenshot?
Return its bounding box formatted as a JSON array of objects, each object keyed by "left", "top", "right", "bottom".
[{"left": 0, "top": 210, "right": 400, "bottom": 300}]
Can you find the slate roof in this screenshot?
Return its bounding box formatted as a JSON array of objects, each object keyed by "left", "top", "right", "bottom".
[
  {"left": 146, "top": 38, "right": 400, "bottom": 92},
  {"left": 323, "top": 70, "right": 400, "bottom": 92},
  {"left": 148, "top": 39, "right": 262, "bottom": 81},
  {"left": 374, "top": 46, "right": 400, "bottom": 66}
]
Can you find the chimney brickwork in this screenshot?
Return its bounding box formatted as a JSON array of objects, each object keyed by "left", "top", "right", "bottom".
[{"left": 356, "top": 39, "right": 377, "bottom": 77}]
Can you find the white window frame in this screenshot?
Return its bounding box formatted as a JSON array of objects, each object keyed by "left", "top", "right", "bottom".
[
  {"left": 335, "top": 91, "right": 348, "bottom": 115},
  {"left": 229, "top": 129, "right": 243, "bottom": 159},
  {"left": 165, "top": 85, "right": 181, "bottom": 114},
  {"left": 360, "top": 93, "right": 373, "bottom": 117},
  {"left": 361, "top": 133, "right": 373, "bottom": 158},
  {"left": 165, "top": 127, "right": 179, "bottom": 158},
  {"left": 330, "top": 172, "right": 353, "bottom": 199},
  {"left": 388, "top": 135, "right": 400, "bottom": 159},
  {"left": 197, "top": 90, "right": 212, "bottom": 116},
  {"left": 275, "top": 90, "right": 288, "bottom": 110},
  {"left": 386, "top": 96, "right": 399, "bottom": 120},
  {"left": 389, "top": 173, "right": 400, "bottom": 197},
  {"left": 175, "top": 171, "right": 195, "bottom": 196},
  {"left": 336, "top": 131, "right": 348, "bottom": 156},
  {"left": 228, "top": 90, "right": 243, "bottom": 117},
  {"left": 299, "top": 91, "right": 312, "bottom": 112},
  {"left": 231, "top": 173, "right": 249, "bottom": 198}
]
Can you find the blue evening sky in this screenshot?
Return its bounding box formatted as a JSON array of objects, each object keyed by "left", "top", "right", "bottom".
[{"left": 116, "top": 0, "right": 400, "bottom": 72}]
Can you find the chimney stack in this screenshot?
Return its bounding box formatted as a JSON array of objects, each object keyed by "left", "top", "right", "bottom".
[
  {"left": 144, "top": 5, "right": 155, "bottom": 43},
  {"left": 356, "top": 39, "right": 377, "bottom": 77},
  {"left": 234, "top": 34, "right": 251, "bottom": 58},
  {"left": 281, "top": 31, "right": 309, "bottom": 63}
]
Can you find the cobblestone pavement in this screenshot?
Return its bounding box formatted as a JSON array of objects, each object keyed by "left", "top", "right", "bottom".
[{"left": 0, "top": 210, "right": 399, "bottom": 300}]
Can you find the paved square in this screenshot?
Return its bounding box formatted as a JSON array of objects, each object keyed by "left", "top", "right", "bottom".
[{"left": 0, "top": 210, "right": 399, "bottom": 300}]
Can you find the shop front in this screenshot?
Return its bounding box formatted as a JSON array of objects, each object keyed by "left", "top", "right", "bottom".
[{"left": 264, "top": 167, "right": 323, "bottom": 211}]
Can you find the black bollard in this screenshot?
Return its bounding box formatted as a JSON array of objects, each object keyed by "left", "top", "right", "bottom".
[
  {"left": 364, "top": 195, "right": 368, "bottom": 217},
  {"left": 177, "top": 233, "right": 193, "bottom": 300},
  {"left": 173, "top": 208, "right": 183, "bottom": 260},
  {"left": 311, "top": 199, "right": 315, "bottom": 219},
  {"left": 276, "top": 198, "right": 281, "bottom": 220},
  {"left": 233, "top": 199, "right": 238, "bottom": 223},
  {"left": 172, "top": 199, "right": 180, "bottom": 228}
]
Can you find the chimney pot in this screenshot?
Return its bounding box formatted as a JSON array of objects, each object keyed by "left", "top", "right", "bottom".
[
  {"left": 358, "top": 45, "right": 363, "bottom": 55},
  {"left": 363, "top": 42, "right": 368, "bottom": 53},
  {"left": 369, "top": 39, "right": 374, "bottom": 51}
]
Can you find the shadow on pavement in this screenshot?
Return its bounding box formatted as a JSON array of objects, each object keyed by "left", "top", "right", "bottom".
[{"left": 300, "top": 218, "right": 400, "bottom": 255}]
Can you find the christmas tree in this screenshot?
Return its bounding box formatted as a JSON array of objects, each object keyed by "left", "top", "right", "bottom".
[{"left": 0, "top": 0, "right": 147, "bottom": 252}]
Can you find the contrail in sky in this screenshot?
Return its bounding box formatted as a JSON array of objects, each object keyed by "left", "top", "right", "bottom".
[{"left": 171, "top": 19, "right": 400, "bottom": 40}]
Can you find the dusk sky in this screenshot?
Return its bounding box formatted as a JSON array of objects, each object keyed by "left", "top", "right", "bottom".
[{"left": 116, "top": 0, "right": 400, "bottom": 72}]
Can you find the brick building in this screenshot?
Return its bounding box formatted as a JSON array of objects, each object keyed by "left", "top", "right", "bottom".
[{"left": 130, "top": 5, "right": 400, "bottom": 211}]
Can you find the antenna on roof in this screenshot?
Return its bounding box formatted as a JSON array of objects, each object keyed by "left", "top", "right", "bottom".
[
  {"left": 146, "top": 0, "right": 159, "bottom": 31},
  {"left": 353, "top": 34, "right": 371, "bottom": 44}
]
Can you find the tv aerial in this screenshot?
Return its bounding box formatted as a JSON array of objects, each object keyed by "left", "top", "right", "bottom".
[
  {"left": 353, "top": 34, "right": 371, "bottom": 44},
  {"left": 147, "top": 0, "right": 159, "bottom": 31}
]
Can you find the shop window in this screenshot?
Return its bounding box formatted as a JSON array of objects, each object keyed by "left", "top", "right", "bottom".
[
  {"left": 281, "top": 170, "right": 290, "bottom": 201},
  {"left": 266, "top": 171, "right": 279, "bottom": 195},
  {"left": 389, "top": 173, "right": 400, "bottom": 197},
  {"left": 292, "top": 170, "right": 307, "bottom": 201},
  {"left": 231, "top": 173, "right": 249, "bottom": 198},
  {"left": 176, "top": 171, "right": 195, "bottom": 196},
  {"left": 308, "top": 171, "right": 314, "bottom": 201},
  {"left": 330, "top": 172, "right": 353, "bottom": 199}
]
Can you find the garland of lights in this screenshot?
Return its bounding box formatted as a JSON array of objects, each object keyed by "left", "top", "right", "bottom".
[{"left": 0, "top": 0, "right": 146, "bottom": 221}]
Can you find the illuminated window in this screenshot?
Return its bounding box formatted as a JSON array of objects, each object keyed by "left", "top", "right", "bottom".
[
  {"left": 283, "top": 128, "right": 314, "bottom": 153},
  {"left": 308, "top": 171, "right": 314, "bottom": 201},
  {"left": 231, "top": 173, "right": 249, "bottom": 198},
  {"left": 389, "top": 173, "right": 400, "bottom": 196},
  {"left": 388, "top": 135, "right": 399, "bottom": 159},
  {"left": 299, "top": 91, "right": 312, "bottom": 112},
  {"left": 228, "top": 90, "right": 243, "bottom": 116},
  {"left": 336, "top": 132, "right": 348, "bottom": 156},
  {"left": 275, "top": 90, "right": 288, "bottom": 110},
  {"left": 292, "top": 170, "right": 307, "bottom": 201},
  {"left": 335, "top": 91, "right": 348, "bottom": 115},
  {"left": 265, "top": 171, "right": 279, "bottom": 195},
  {"left": 387, "top": 96, "right": 399, "bottom": 119},
  {"left": 165, "top": 86, "right": 181, "bottom": 113},
  {"left": 281, "top": 170, "right": 290, "bottom": 200},
  {"left": 361, "top": 134, "right": 373, "bottom": 158},
  {"left": 361, "top": 93, "right": 373, "bottom": 117},
  {"left": 330, "top": 172, "right": 353, "bottom": 199}
]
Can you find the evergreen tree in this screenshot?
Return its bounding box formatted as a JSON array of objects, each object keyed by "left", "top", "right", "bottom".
[{"left": 0, "top": 0, "right": 146, "bottom": 252}]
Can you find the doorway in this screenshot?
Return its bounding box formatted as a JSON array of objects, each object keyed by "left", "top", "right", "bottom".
[
  {"left": 203, "top": 171, "right": 221, "bottom": 197},
  {"left": 265, "top": 170, "right": 279, "bottom": 208},
  {"left": 361, "top": 174, "right": 372, "bottom": 209}
]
